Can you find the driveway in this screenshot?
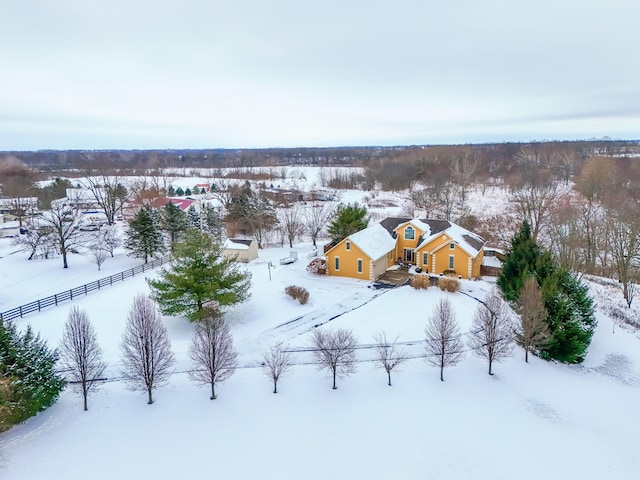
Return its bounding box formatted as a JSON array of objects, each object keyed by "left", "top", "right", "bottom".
[{"left": 374, "top": 268, "right": 410, "bottom": 287}]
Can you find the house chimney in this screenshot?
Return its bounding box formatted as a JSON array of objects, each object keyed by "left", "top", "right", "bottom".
[{"left": 413, "top": 209, "right": 427, "bottom": 219}]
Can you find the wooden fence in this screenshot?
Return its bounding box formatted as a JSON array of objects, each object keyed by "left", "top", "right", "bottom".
[{"left": 0, "top": 256, "right": 170, "bottom": 323}]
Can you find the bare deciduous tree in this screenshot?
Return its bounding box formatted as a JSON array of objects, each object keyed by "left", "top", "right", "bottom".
[
  {"left": 450, "top": 151, "right": 479, "bottom": 203},
  {"left": 12, "top": 225, "right": 53, "bottom": 260},
  {"left": 515, "top": 277, "right": 549, "bottom": 362},
  {"left": 40, "top": 199, "right": 86, "bottom": 268},
  {"left": 82, "top": 173, "right": 128, "bottom": 225},
  {"left": 606, "top": 203, "right": 640, "bottom": 308},
  {"left": 261, "top": 343, "right": 293, "bottom": 394},
  {"left": 303, "top": 202, "right": 332, "bottom": 247},
  {"left": 59, "top": 307, "right": 107, "bottom": 411},
  {"left": 189, "top": 312, "right": 238, "bottom": 400},
  {"left": 373, "top": 332, "right": 407, "bottom": 386},
  {"left": 510, "top": 182, "right": 558, "bottom": 243},
  {"left": 468, "top": 289, "right": 514, "bottom": 375},
  {"left": 99, "top": 224, "right": 121, "bottom": 257},
  {"left": 424, "top": 298, "right": 465, "bottom": 381},
  {"left": 279, "top": 203, "right": 303, "bottom": 248},
  {"left": 120, "top": 294, "right": 175, "bottom": 404},
  {"left": 310, "top": 328, "right": 357, "bottom": 390}
]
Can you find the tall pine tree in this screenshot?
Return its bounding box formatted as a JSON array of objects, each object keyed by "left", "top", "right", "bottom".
[
  {"left": 126, "top": 206, "right": 166, "bottom": 263},
  {"left": 160, "top": 202, "right": 188, "bottom": 251},
  {"left": 498, "top": 221, "right": 596, "bottom": 363},
  {"left": 0, "top": 322, "right": 65, "bottom": 431}
]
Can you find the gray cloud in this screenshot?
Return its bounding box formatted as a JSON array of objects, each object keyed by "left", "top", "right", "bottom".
[{"left": 1, "top": 0, "right": 638, "bottom": 149}]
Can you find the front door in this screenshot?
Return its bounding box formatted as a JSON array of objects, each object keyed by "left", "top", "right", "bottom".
[{"left": 403, "top": 248, "right": 414, "bottom": 263}]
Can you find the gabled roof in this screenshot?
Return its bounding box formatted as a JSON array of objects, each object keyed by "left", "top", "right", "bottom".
[
  {"left": 416, "top": 220, "right": 486, "bottom": 257},
  {"left": 152, "top": 197, "right": 194, "bottom": 211},
  {"left": 379, "top": 217, "right": 410, "bottom": 236},
  {"left": 346, "top": 223, "right": 396, "bottom": 261}
]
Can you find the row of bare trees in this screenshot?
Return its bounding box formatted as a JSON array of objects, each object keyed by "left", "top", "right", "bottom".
[
  {"left": 59, "top": 295, "right": 239, "bottom": 409},
  {"left": 61, "top": 288, "right": 539, "bottom": 410}
]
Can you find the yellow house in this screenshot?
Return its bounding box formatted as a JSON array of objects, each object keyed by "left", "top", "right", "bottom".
[{"left": 325, "top": 217, "right": 486, "bottom": 281}]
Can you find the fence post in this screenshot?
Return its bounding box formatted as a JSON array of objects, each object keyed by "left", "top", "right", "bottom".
[
  {"left": 131, "top": 267, "right": 135, "bottom": 277},
  {"left": 55, "top": 294, "right": 58, "bottom": 306},
  {"left": 84, "top": 285, "right": 87, "bottom": 295},
  {"left": 38, "top": 300, "right": 41, "bottom": 312},
  {"left": 19, "top": 306, "right": 23, "bottom": 318},
  {"left": 70, "top": 289, "right": 73, "bottom": 300}
]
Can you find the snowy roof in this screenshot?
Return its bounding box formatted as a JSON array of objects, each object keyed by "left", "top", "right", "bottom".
[
  {"left": 417, "top": 220, "right": 486, "bottom": 257},
  {"left": 347, "top": 223, "right": 396, "bottom": 260},
  {"left": 152, "top": 197, "right": 194, "bottom": 211},
  {"left": 224, "top": 238, "right": 252, "bottom": 250}
]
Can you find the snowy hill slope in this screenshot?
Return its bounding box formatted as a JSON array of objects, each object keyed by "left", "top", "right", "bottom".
[{"left": 1, "top": 237, "right": 639, "bottom": 479}]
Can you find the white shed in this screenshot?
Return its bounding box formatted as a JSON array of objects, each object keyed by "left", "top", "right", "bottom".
[{"left": 223, "top": 238, "right": 258, "bottom": 263}]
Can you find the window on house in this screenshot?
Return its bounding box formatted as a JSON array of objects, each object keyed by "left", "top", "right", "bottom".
[
  {"left": 334, "top": 257, "right": 340, "bottom": 271},
  {"left": 449, "top": 242, "right": 455, "bottom": 250},
  {"left": 357, "top": 258, "right": 363, "bottom": 274},
  {"left": 423, "top": 252, "right": 428, "bottom": 267},
  {"left": 404, "top": 226, "right": 415, "bottom": 240},
  {"left": 346, "top": 241, "right": 351, "bottom": 251},
  {"left": 449, "top": 255, "right": 455, "bottom": 270}
]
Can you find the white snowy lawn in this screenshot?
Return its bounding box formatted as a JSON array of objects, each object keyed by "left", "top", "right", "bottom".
[{"left": 1, "top": 238, "right": 639, "bottom": 480}]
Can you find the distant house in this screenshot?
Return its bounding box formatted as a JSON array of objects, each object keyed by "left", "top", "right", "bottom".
[
  {"left": 151, "top": 197, "right": 195, "bottom": 212},
  {"left": 324, "top": 217, "right": 486, "bottom": 281},
  {"left": 222, "top": 238, "right": 258, "bottom": 263}
]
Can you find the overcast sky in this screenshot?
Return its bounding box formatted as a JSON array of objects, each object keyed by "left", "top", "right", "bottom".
[{"left": 1, "top": 0, "right": 639, "bottom": 150}]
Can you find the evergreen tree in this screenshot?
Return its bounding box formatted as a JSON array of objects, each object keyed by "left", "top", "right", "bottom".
[
  {"left": 175, "top": 186, "right": 185, "bottom": 196},
  {"left": 225, "top": 183, "right": 277, "bottom": 248},
  {"left": 0, "top": 322, "right": 65, "bottom": 431},
  {"left": 201, "top": 204, "right": 224, "bottom": 240},
  {"left": 167, "top": 185, "right": 176, "bottom": 196},
  {"left": 186, "top": 204, "right": 201, "bottom": 230},
  {"left": 185, "top": 188, "right": 192, "bottom": 196},
  {"left": 540, "top": 268, "right": 596, "bottom": 363},
  {"left": 125, "top": 206, "right": 166, "bottom": 263},
  {"left": 160, "top": 202, "right": 188, "bottom": 251},
  {"left": 498, "top": 220, "right": 596, "bottom": 363},
  {"left": 148, "top": 229, "right": 252, "bottom": 322},
  {"left": 327, "top": 202, "right": 368, "bottom": 244},
  {"left": 497, "top": 221, "right": 540, "bottom": 302}
]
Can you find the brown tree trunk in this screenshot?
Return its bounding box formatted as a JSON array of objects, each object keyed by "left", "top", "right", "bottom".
[
  {"left": 210, "top": 382, "right": 216, "bottom": 400},
  {"left": 147, "top": 388, "right": 153, "bottom": 404}
]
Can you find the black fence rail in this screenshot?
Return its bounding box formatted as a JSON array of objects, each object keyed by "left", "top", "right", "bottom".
[{"left": 0, "top": 256, "right": 170, "bottom": 323}]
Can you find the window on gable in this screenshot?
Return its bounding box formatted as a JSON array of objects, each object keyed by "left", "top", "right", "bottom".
[
  {"left": 423, "top": 252, "right": 428, "bottom": 267},
  {"left": 449, "top": 255, "right": 455, "bottom": 270},
  {"left": 357, "top": 258, "right": 363, "bottom": 274},
  {"left": 335, "top": 257, "right": 340, "bottom": 271},
  {"left": 449, "top": 242, "right": 455, "bottom": 250},
  {"left": 405, "top": 226, "right": 415, "bottom": 240},
  {"left": 346, "top": 241, "right": 351, "bottom": 251}
]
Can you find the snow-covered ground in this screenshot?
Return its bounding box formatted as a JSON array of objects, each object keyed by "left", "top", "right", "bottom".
[{"left": 1, "top": 232, "right": 639, "bottom": 480}]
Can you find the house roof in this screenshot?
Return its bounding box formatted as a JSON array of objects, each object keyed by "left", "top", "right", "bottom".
[
  {"left": 152, "top": 197, "right": 194, "bottom": 211},
  {"left": 382, "top": 217, "right": 486, "bottom": 258},
  {"left": 416, "top": 220, "right": 486, "bottom": 257},
  {"left": 224, "top": 238, "right": 253, "bottom": 250},
  {"left": 347, "top": 223, "right": 397, "bottom": 261}
]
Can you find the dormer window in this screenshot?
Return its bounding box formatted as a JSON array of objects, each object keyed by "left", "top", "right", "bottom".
[
  {"left": 449, "top": 242, "right": 455, "bottom": 250},
  {"left": 405, "top": 226, "right": 415, "bottom": 240}
]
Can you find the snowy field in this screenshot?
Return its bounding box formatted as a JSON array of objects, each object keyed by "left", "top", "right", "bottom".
[{"left": 1, "top": 233, "right": 640, "bottom": 480}]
